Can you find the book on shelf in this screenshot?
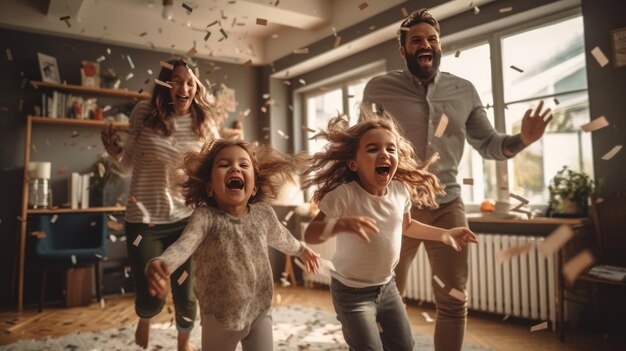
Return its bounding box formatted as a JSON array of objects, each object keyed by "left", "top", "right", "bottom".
[
  {"left": 69, "top": 172, "right": 91, "bottom": 209},
  {"left": 39, "top": 91, "right": 97, "bottom": 119},
  {"left": 587, "top": 264, "right": 626, "bottom": 282}
]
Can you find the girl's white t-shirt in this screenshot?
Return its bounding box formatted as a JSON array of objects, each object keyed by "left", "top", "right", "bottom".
[{"left": 318, "top": 180, "right": 411, "bottom": 288}]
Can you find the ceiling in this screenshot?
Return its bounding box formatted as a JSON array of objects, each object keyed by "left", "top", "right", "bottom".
[{"left": 0, "top": 0, "right": 493, "bottom": 70}]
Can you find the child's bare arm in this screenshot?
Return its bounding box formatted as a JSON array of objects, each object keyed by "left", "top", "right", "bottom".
[
  {"left": 304, "top": 211, "right": 379, "bottom": 244},
  {"left": 402, "top": 212, "right": 478, "bottom": 251}
]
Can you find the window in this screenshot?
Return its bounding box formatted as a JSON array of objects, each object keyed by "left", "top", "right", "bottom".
[
  {"left": 442, "top": 14, "right": 591, "bottom": 205},
  {"left": 303, "top": 68, "right": 384, "bottom": 155}
]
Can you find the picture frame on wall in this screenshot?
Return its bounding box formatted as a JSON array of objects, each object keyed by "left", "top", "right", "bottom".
[
  {"left": 37, "top": 52, "right": 61, "bottom": 84},
  {"left": 611, "top": 26, "right": 626, "bottom": 68}
]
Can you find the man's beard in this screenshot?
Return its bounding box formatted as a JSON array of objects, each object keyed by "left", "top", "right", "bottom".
[{"left": 405, "top": 49, "right": 441, "bottom": 80}]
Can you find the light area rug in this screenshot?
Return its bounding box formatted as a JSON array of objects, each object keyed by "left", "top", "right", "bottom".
[{"left": 0, "top": 306, "right": 491, "bottom": 351}]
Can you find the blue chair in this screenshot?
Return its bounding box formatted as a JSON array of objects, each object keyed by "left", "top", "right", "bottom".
[{"left": 36, "top": 213, "right": 108, "bottom": 311}]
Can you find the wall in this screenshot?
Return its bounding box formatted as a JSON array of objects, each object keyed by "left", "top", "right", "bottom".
[{"left": 0, "top": 27, "right": 261, "bottom": 308}]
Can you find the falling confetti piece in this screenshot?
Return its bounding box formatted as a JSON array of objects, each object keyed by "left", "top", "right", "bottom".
[
  {"left": 422, "top": 312, "right": 434, "bottom": 322},
  {"left": 96, "top": 55, "right": 106, "bottom": 63},
  {"left": 433, "top": 275, "right": 445, "bottom": 288},
  {"left": 299, "top": 78, "right": 306, "bottom": 85},
  {"left": 358, "top": 2, "right": 369, "bottom": 11},
  {"left": 284, "top": 210, "right": 294, "bottom": 222},
  {"left": 502, "top": 314, "right": 510, "bottom": 321},
  {"left": 100, "top": 298, "right": 105, "bottom": 309},
  {"left": 220, "top": 28, "right": 228, "bottom": 39},
  {"left": 204, "top": 31, "right": 211, "bottom": 41},
  {"left": 463, "top": 178, "right": 473, "bottom": 185},
  {"left": 581, "top": 116, "right": 609, "bottom": 132},
  {"left": 497, "top": 243, "right": 532, "bottom": 263},
  {"left": 334, "top": 36, "right": 342, "bottom": 48},
  {"left": 244, "top": 59, "right": 253, "bottom": 67},
  {"left": 277, "top": 129, "right": 289, "bottom": 139},
  {"left": 473, "top": 6, "right": 480, "bottom": 14},
  {"left": 159, "top": 60, "right": 173, "bottom": 70},
  {"left": 601, "top": 145, "right": 622, "bottom": 160},
  {"left": 182, "top": 3, "right": 193, "bottom": 13},
  {"left": 132, "top": 234, "right": 142, "bottom": 247},
  {"left": 449, "top": 288, "right": 466, "bottom": 301},
  {"left": 499, "top": 6, "right": 513, "bottom": 13},
  {"left": 186, "top": 47, "right": 197, "bottom": 57},
  {"left": 434, "top": 113, "right": 449, "bottom": 138},
  {"left": 71, "top": 255, "right": 77, "bottom": 265},
  {"left": 177, "top": 271, "right": 189, "bottom": 285},
  {"left": 256, "top": 18, "right": 267, "bottom": 26},
  {"left": 182, "top": 316, "right": 193, "bottom": 322},
  {"left": 60, "top": 16, "right": 71, "bottom": 28},
  {"left": 530, "top": 321, "right": 548, "bottom": 332},
  {"left": 455, "top": 49, "right": 461, "bottom": 58},
  {"left": 510, "top": 65, "right": 524, "bottom": 73},
  {"left": 109, "top": 234, "right": 117, "bottom": 243},
  {"left": 51, "top": 214, "right": 59, "bottom": 223},
  {"left": 293, "top": 48, "right": 309, "bottom": 54},
  {"left": 538, "top": 225, "right": 573, "bottom": 257},
  {"left": 554, "top": 97, "right": 560, "bottom": 105},
  {"left": 155, "top": 79, "right": 172, "bottom": 89},
  {"left": 125, "top": 72, "right": 134, "bottom": 81},
  {"left": 6, "top": 48, "right": 13, "bottom": 61},
  {"left": 401, "top": 7, "right": 409, "bottom": 17},
  {"left": 590, "top": 46, "right": 609, "bottom": 67}
]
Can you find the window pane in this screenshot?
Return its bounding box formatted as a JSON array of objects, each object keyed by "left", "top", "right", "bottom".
[
  {"left": 442, "top": 43, "right": 497, "bottom": 203},
  {"left": 306, "top": 89, "right": 342, "bottom": 154},
  {"left": 502, "top": 16, "right": 587, "bottom": 102},
  {"left": 505, "top": 92, "right": 593, "bottom": 203}
]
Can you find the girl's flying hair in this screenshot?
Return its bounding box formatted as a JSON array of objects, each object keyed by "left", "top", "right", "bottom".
[
  {"left": 181, "top": 138, "right": 296, "bottom": 208},
  {"left": 302, "top": 109, "right": 444, "bottom": 209}
]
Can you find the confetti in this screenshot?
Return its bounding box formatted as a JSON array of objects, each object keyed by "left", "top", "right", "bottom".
[
  {"left": 284, "top": 210, "right": 294, "bottom": 222},
  {"left": 275, "top": 293, "right": 282, "bottom": 304},
  {"left": 590, "top": 46, "right": 609, "bottom": 67},
  {"left": 140, "top": 32, "right": 147, "bottom": 37},
  {"left": 155, "top": 79, "right": 172, "bottom": 89},
  {"left": 275, "top": 0, "right": 280, "bottom": 6},
  {"left": 358, "top": 2, "right": 369, "bottom": 11},
  {"left": 159, "top": 60, "right": 173, "bottom": 70},
  {"left": 553, "top": 97, "right": 560, "bottom": 105},
  {"left": 510, "top": 65, "right": 524, "bottom": 73},
  {"left": 563, "top": 249, "right": 594, "bottom": 285},
  {"left": 220, "top": 28, "right": 228, "bottom": 39},
  {"left": 497, "top": 243, "right": 532, "bottom": 263},
  {"left": 293, "top": 48, "right": 309, "bottom": 54},
  {"left": 299, "top": 78, "right": 306, "bottom": 85},
  {"left": 334, "top": 36, "right": 342, "bottom": 48},
  {"left": 182, "top": 3, "right": 193, "bottom": 13},
  {"left": 127, "top": 55, "right": 135, "bottom": 69},
  {"left": 421, "top": 312, "right": 434, "bottom": 322},
  {"left": 473, "top": 6, "right": 480, "bottom": 15},
  {"left": 51, "top": 214, "right": 59, "bottom": 223},
  {"left": 433, "top": 275, "right": 445, "bottom": 288},
  {"left": 95, "top": 55, "right": 106, "bottom": 63},
  {"left": 455, "top": 49, "right": 461, "bottom": 58},
  {"left": 502, "top": 314, "right": 510, "bottom": 322},
  {"left": 581, "top": 116, "right": 609, "bottom": 132},
  {"left": 125, "top": 72, "right": 134, "bottom": 81},
  {"left": 277, "top": 129, "right": 289, "bottom": 139},
  {"left": 508, "top": 193, "right": 529, "bottom": 205},
  {"left": 449, "top": 288, "right": 466, "bottom": 301},
  {"left": 132, "top": 234, "right": 142, "bottom": 247},
  {"left": 463, "top": 178, "right": 474, "bottom": 185},
  {"left": 434, "top": 113, "right": 449, "bottom": 138},
  {"left": 538, "top": 225, "right": 573, "bottom": 257},
  {"left": 60, "top": 16, "right": 71, "bottom": 28},
  {"left": 6, "top": 48, "right": 13, "bottom": 61},
  {"left": 401, "top": 7, "right": 408, "bottom": 17},
  {"left": 204, "top": 31, "right": 211, "bottom": 41},
  {"left": 208, "top": 20, "right": 219, "bottom": 27},
  {"left": 243, "top": 59, "right": 253, "bottom": 67},
  {"left": 136, "top": 201, "right": 151, "bottom": 222},
  {"left": 71, "top": 255, "right": 77, "bottom": 265},
  {"left": 182, "top": 316, "right": 193, "bottom": 322},
  {"left": 499, "top": 7, "right": 513, "bottom": 13},
  {"left": 186, "top": 47, "right": 197, "bottom": 57},
  {"left": 100, "top": 298, "right": 105, "bottom": 309},
  {"left": 530, "top": 321, "right": 548, "bottom": 332},
  {"left": 256, "top": 18, "right": 267, "bottom": 26},
  {"left": 177, "top": 271, "right": 189, "bottom": 285},
  {"left": 109, "top": 234, "right": 117, "bottom": 242},
  {"left": 601, "top": 145, "right": 622, "bottom": 160}
]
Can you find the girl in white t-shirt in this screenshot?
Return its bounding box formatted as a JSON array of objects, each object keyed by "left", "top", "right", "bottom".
[{"left": 302, "top": 114, "right": 477, "bottom": 350}]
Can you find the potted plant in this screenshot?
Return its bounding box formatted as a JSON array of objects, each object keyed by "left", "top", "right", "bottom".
[
  {"left": 90, "top": 153, "right": 127, "bottom": 206},
  {"left": 548, "top": 166, "right": 596, "bottom": 217}
]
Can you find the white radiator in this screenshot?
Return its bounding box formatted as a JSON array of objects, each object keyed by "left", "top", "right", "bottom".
[
  {"left": 302, "top": 231, "right": 556, "bottom": 324},
  {"left": 405, "top": 234, "right": 556, "bottom": 324}
]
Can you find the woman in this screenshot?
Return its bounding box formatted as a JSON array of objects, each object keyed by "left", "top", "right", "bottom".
[{"left": 101, "top": 58, "right": 221, "bottom": 351}]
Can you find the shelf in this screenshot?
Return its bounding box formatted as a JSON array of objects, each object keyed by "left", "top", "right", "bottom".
[
  {"left": 27, "top": 206, "right": 126, "bottom": 214},
  {"left": 29, "top": 116, "right": 128, "bottom": 127},
  {"left": 30, "top": 80, "right": 150, "bottom": 100}
]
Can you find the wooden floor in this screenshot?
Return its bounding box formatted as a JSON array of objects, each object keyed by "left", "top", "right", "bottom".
[{"left": 1, "top": 285, "right": 624, "bottom": 350}]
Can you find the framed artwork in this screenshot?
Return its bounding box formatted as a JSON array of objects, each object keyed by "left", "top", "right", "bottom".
[
  {"left": 37, "top": 52, "right": 60, "bottom": 84},
  {"left": 81, "top": 61, "right": 101, "bottom": 87},
  {"left": 611, "top": 26, "right": 626, "bottom": 68}
]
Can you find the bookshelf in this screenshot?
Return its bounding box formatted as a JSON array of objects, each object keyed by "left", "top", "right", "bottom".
[{"left": 16, "top": 82, "right": 149, "bottom": 311}]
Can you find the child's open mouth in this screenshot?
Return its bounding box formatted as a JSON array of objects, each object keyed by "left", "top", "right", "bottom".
[
  {"left": 226, "top": 177, "right": 244, "bottom": 190},
  {"left": 375, "top": 165, "right": 391, "bottom": 176},
  {"left": 175, "top": 94, "right": 190, "bottom": 103}
]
